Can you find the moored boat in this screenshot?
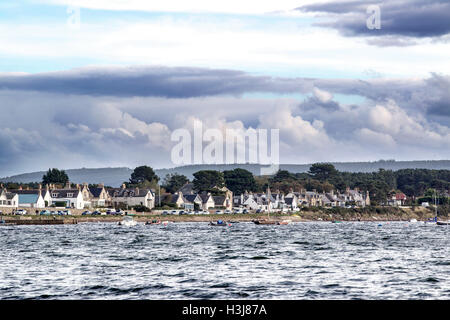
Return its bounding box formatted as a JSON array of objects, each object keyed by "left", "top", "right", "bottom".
[
  {"left": 145, "top": 220, "right": 161, "bottom": 225},
  {"left": 253, "top": 219, "right": 277, "bottom": 225},
  {"left": 209, "top": 220, "right": 230, "bottom": 226},
  {"left": 436, "top": 220, "right": 450, "bottom": 226}
]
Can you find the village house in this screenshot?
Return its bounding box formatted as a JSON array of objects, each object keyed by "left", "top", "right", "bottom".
[
  {"left": 50, "top": 182, "right": 85, "bottom": 209},
  {"left": 15, "top": 188, "right": 46, "bottom": 208},
  {"left": 199, "top": 192, "right": 215, "bottom": 211},
  {"left": 183, "top": 194, "right": 203, "bottom": 210},
  {"left": 109, "top": 184, "right": 155, "bottom": 209},
  {"left": 233, "top": 192, "right": 259, "bottom": 210},
  {"left": 342, "top": 187, "right": 370, "bottom": 207},
  {"left": 0, "top": 188, "right": 19, "bottom": 208},
  {"left": 387, "top": 192, "right": 407, "bottom": 206},
  {"left": 81, "top": 183, "right": 111, "bottom": 208}
]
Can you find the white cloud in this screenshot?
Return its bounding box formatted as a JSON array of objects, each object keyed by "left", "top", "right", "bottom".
[{"left": 44, "top": 0, "right": 317, "bottom": 14}]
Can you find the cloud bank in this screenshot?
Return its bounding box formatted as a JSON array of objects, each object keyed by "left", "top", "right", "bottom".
[
  {"left": 0, "top": 66, "right": 449, "bottom": 177},
  {"left": 297, "top": 0, "right": 450, "bottom": 46}
]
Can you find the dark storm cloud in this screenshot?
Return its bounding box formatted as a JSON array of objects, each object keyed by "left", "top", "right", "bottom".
[
  {"left": 1, "top": 66, "right": 449, "bottom": 126},
  {"left": 297, "top": 0, "right": 450, "bottom": 44},
  {"left": 0, "top": 66, "right": 313, "bottom": 98}
]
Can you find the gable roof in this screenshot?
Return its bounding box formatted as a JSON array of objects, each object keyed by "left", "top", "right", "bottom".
[
  {"left": 212, "top": 196, "right": 226, "bottom": 205},
  {"left": 50, "top": 189, "right": 80, "bottom": 198},
  {"left": 178, "top": 183, "right": 196, "bottom": 195},
  {"left": 89, "top": 187, "right": 106, "bottom": 198},
  {"left": 184, "top": 194, "right": 200, "bottom": 203}
]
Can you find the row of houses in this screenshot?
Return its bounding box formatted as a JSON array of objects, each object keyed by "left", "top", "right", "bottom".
[
  {"left": 233, "top": 187, "right": 371, "bottom": 211},
  {"left": 0, "top": 181, "right": 371, "bottom": 212}
]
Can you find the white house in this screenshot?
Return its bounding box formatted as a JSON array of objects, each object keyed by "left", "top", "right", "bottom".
[
  {"left": 199, "top": 192, "right": 215, "bottom": 210},
  {"left": 50, "top": 188, "right": 85, "bottom": 209},
  {"left": 0, "top": 189, "right": 19, "bottom": 208},
  {"left": 14, "top": 190, "right": 46, "bottom": 208}
]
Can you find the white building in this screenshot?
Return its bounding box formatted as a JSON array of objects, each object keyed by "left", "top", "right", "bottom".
[
  {"left": 0, "top": 189, "right": 19, "bottom": 208},
  {"left": 15, "top": 190, "right": 46, "bottom": 208},
  {"left": 110, "top": 186, "right": 155, "bottom": 209},
  {"left": 50, "top": 189, "right": 85, "bottom": 209}
]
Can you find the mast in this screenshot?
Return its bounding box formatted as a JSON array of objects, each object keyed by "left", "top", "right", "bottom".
[{"left": 434, "top": 189, "right": 437, "bottom": 220}]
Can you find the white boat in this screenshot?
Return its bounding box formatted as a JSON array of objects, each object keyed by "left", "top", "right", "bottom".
[
  {"left": 409, "top": 219, "right": 418, "bottom": 223},
  {"left": 119, "top": 216, "right": 137, "bottom": 227}
]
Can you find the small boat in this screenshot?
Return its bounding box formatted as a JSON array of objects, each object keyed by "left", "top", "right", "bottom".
[
  {"left": 332, "top": 220, "right": 342, "bottom": 224},
  {"left": 253, "top": 219, "right": 277, "bottom": 225},
  {"left": 278, "top": 220, "right": 291, "bottom": 225},
  {"left": 409, "top": 219, "right": 418, "bottom": 223},
  {"left": 119, "top": 216, "right": 137, "bottom": 227},
  {"left": 145, "top": 220, "right": 161, "bottom": 225},
  {"left": 209, "top": 220, "right": 230, "bottom": 226},
  {"left": 436, "top": 221, "right": 450, "bottom": 226}
]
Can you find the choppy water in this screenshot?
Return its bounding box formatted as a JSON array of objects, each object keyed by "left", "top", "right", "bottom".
[{"left": 0, "top": 221, "right": 449, "bottom": 299}]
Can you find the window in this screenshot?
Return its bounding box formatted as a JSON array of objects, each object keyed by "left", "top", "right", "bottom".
[
  {"left": 67, "top": 193, "right": 74, "bottom": 197},
  {"left": 52, "top": 193, "right": 58, "bottom": 197}
]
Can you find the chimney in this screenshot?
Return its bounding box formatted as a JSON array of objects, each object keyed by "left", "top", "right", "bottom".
[
  {"left": 355, "top": 187, "right": 359, "bottom": 192},
  {"left": 99, "top": 183, "right": 104, "bottom": 188},
  {"left": 346, "top": 187, "right": 350, "bottom": 193},
  {"left": 65, "top": 181, "right": 71, "bottom": 189},
  {"left": 122, "top": 183, "right": 126, "bottom": 189},
  {"left": 26, "top": 186, "right": 30, "bottom": 190},
  {"left": 76, "top": 184, "right": 80, "bottom": 190},
  {"left": 19, "top": 186, "right": 23, "bottom": 190},
  {"left": 289, "top": 188, "right": 293, "bottom": 194},
  {"left": 39, "top": 184, "right": 42, "bottom": 190},
  {"left": 135, "top": 187, "right": 139, "bottom": 195}
]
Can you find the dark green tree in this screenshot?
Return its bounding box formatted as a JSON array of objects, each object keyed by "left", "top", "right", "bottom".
[
  {"left": 270, "top": 170, "right": 294, "bottom": 182},
  {"left": 162, "top": 173, "right": 189, "bottom": 193},
  {"left": 129, "top": 165, "right": 159, "bottom": 185},
  {"left": 223, "top": 168, "right": 257, "bottom": 195},
  {"left": 193, "top": 170, "right": 224, "bottom": 192},
  {"left": 42, "top": 168, "right": 69, "bottom": 185},
  {"left": 308, "top": 163, "right": 339, "bottom": 182}
]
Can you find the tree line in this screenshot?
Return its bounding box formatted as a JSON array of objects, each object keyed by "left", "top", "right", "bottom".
[{"left": 2, "top": 164, "right": 449, "bottom": 206}]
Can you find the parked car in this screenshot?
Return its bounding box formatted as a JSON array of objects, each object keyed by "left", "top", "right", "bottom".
[
  {"left": 170, "top": 210, "right": 178, "bottom": 215},
  {"left": 162, "top": 211, "right": 169, "bottom": 215},
  {"left": 64, "top": 210, "right": 72, "bottom": 215},
  {"left": 215, "top": 210, "right": 223, "bottom": 214},
  {"left": 15, "top": 209, "right": 27, "bottom": 215},
  {"left": 91, "top": 211, "right": 101, "bottom": 216},
  {"left": 40, "top": 210, "right": 51, "bottom": 216},
  {"left": 242, "top": 209, "right": 249, "bottom": 214},
  {"left": 81, "top": 210, "right": 92, "bottom": 216}
]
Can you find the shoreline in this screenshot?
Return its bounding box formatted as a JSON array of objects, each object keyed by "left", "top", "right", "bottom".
[{"left": 0, "top": 211, "right": 443, "bottom": 225}]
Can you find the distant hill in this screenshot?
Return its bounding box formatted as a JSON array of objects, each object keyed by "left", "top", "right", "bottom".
[
  {"left": 1, "top": 160, "right": 449, "bottom": 187},
  {"left": 0, "top": 167, "right": 133, "bottom": 187}
]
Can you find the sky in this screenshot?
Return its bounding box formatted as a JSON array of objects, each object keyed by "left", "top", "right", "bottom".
[{"left": 0, "top": 0, "right": 449, "bottom": 177}]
